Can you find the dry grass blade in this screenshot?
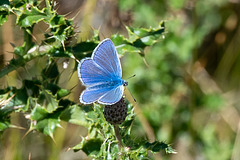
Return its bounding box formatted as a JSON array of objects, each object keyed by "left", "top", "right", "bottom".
[{"left": 0, "top": 94, "right": 15, "bottom": 107}]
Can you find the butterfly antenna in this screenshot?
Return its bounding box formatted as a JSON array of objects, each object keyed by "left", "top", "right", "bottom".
[
  {"left": 126, "top": 74, "right": 136, "bottom": 80},
  {"left": 124, "top": 74, "right": 136, "bottom": 103}
]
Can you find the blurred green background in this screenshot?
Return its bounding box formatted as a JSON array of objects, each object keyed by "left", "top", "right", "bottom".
[{"left": 1, "top": 0, "right": 240, "bottom": 159}]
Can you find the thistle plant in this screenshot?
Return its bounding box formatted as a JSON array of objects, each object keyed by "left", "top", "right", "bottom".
[{"left": 0, "top": 0, "right": 175, "bottom": 159}]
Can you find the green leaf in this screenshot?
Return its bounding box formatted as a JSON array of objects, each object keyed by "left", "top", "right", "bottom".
[
  {"left": 24, "top": 80, "right": 41, "bottom": 97},
  {"left": 60, "top": 105, "right": 90, "bottom": 127},
  {"left": 72, "top": 41, "right": 98, "bottom": 60},
  {"left": 31, "top": 106, "right": 62, "bottom": 138},
  {"left": 0, "top": 3, "right": 9, "bottom": 26},
  {"left": 17, "top": 5, "right": 48, "bottom": 27},
  {"left": 73, "top": 137, "right": 103, "bottom": 155},
  {"left": 111, "top": 34, "right": 128, "bottom": 45},
  {"left": 73, "top": 23, "right": 165, "bottom": 59},
  {"left": 13, "top": 45, "right": 25, "bottom": 56},
  {"left": 57, "top": 88, "right": 70, "bottom": 99},
  {"left": 49, "top": 14, "right": 67, "bottom": 28},
  {"left": 31, "top": 106, "right": 48, "bottom": 121},
  {"left": 0, "top": 121, "right": 9, "bottom": 131},
  {"left": 144, "top": 141, "right": 176, "bottom": 154},
  {"left": 35, "top": 117, "right": 61, "bottom": 139},
  {"left": 126, "top": 22, "right": 165, "bottom": 44},
  {"left": 0, "top": 22, "right": 164, "bottom": 78},
  {"left": 39, "top": 89, "right": 59, "bottom": 113},
  {"left": 140, "top": 35, "right": 157, "bottom": 46},
  {"left": 111, "top": 35, "right": 141, "bottom": 56},
  {"left": 118, "top": 44, "right": 142, "bottom": 55},
  {"left": 16, "top": 96, "right": 31, "bottom": 112},
  {"left": 42, "top": 60, "right": 59, "bottom": 80},
  {"left": 48, "top": 15, "right": 74, "bottom": 47},
  {"left": 0, "top": 89, "right": 17, "bottom": 132},
  {"left": 3, "top": 87, "right": 28, "bottom": 110},
  {"left": 0, "top": 0, "right": 9, "bottom": 5}
]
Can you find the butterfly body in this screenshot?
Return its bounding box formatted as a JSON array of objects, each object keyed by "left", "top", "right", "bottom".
[
  {"left": 88, "top": 79, "right": 125, "bottom": 90},
  {"left": 78, "top": 38, "right": 127, "bottom": 105}
]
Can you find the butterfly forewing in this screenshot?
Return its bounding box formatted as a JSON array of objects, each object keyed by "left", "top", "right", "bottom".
[
  {"left": 92, "top": 39, "right": 122, "bottom": 78},
  {"left": 78, "top": 59, "right": 112, "bottom": 86}
]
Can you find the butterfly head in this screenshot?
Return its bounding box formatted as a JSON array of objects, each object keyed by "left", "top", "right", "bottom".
[{"left": 123, "top": 80, "right": 128, "bottom": 86}]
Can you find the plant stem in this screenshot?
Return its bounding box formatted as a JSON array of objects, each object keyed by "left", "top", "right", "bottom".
[
  {"left": 24, "top": 27, "right": 33, "bottom": 53},
  {"left": 114, "top": 125, "right": 123, "bottom": 150}
]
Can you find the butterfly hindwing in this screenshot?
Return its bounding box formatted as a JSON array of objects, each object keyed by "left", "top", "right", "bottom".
[
  {"left": 80, "top": 85, "right": 116, "bottom": 104},
  {"left": 98, "top": 85, "right": 124, "bottom": 104}
]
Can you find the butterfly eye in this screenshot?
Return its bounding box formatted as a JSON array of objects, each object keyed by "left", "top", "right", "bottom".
[{"left": 123, "top": 81, "right": 128, "bottom": 86}]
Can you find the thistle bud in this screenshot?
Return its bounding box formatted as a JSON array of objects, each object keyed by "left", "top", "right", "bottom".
[{"left": 103, "top": 98, "right": 127, "bottom": 125}]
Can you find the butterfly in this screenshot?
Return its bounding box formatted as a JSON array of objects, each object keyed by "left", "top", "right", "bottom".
[{"left": 77, "top": 38, "right": 128, "bottom": 105}]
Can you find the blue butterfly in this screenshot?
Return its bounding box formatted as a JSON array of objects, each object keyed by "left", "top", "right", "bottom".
[{"left": 78, "top": 38, "right": 128, "bottom": 105}]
